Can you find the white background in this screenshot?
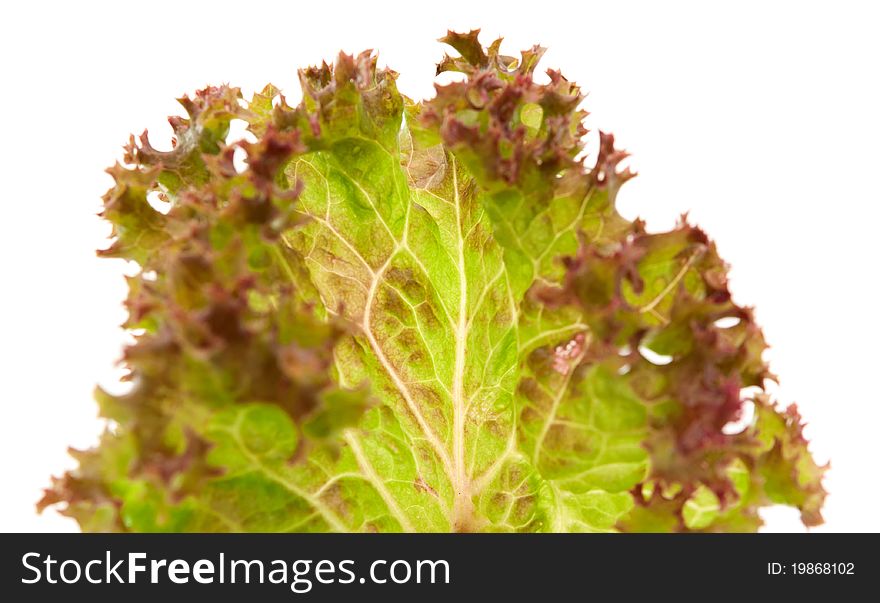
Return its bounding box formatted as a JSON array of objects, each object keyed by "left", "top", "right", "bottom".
[{"left": 1, "top": 0, "right": 878, "bottom": 532}]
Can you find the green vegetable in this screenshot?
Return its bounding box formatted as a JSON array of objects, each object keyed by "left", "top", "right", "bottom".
[{"left": 41, "top": 30, "right": 826, "bottom": 532}]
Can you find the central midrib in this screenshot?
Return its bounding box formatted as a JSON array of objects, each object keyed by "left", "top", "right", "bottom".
[{"left": 450, "top": 157, "right": 472, "bottom": 528}]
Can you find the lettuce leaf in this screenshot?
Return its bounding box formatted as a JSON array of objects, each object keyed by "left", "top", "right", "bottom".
[{"left": 41, "top": 31, "right": 826, "bottom": 532}]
